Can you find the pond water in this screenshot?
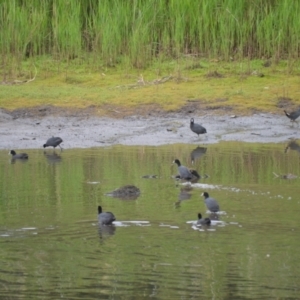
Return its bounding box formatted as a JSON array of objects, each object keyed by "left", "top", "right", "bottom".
[{"left": 0, "top": 141, "right": 300, "bottom": 299}]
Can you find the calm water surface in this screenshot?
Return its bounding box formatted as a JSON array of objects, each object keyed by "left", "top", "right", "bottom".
[{"left": 0, "top": 142, "right": 300, "bottom": 299}]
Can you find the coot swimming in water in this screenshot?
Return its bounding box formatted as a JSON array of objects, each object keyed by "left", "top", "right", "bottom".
[
  {"left": 197, "top": 213, "right": 211, "bottom": 225},
  {"left": 9, "top": 150, "right": 28, "bottom": 159},
  {"left": 98, "top": 206, "right": 116, "bottom": 225},
  {"left": 201, "top": 192, "right": 220, "bottom": 212},
  {"left": 173, "top": 159, "right": 200, "bottom": 181}
]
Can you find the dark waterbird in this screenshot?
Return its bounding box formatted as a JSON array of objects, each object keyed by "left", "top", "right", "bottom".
[
  {"left": 190, "top": 118, "right": 207, "bottom": 137},
  {"left": 9, "top": 150, "right": 28, "bottom": 159},
  {"left": 98, "top": 206, "right": 116, "bottom": 225},
  {"left": 43, "top": 137, "right": 63, "bottom": 149},
  {"left": 284, "top": 108, "right": 300, "bottom": 122},
  {"left": 201, "top": 192, "right": 220, "bottom": 212},
  {"left": 173, "top": 159, "right": 200, "bottom": 181},
  {"left": 197, "top": 213, "right": 211, "bottom": 226}
]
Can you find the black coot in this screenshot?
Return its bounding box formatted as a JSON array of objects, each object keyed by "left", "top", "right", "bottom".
[
  {"left": 9, "top": 150, "right": 28, "bottom": 159},
  {"left": 201, "top": 192, "right": 220, "bottom": 212},
  {"left": 197, "top": 213, "right": 211, "bottom": 225},
  {"left": 173, "top": 159, "right": 199, "bottom": 180},
  {"left": 190, "top": 118, "right": 207, "bottom": 137},
  {"left": 43, "top": 137, "right": 63, "bottom": 149},
  {"left": 284, "top": 108, "right": 300, "bottom": 122},
  {"left": 98, "top": 206, "right": 116, "bottom": 225}
]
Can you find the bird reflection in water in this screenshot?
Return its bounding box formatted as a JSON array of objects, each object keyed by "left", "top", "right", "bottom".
[
  {"left": 208, "top": 212, "right": 219, "bottom": 221},
  {"left": 178, "top": 186, "right": 192, "bottom": 201},
  {"left": 174, "top": 185, "right": 193, "bottom": 208},
  {"left": 44, "top": 151, "right": 62, "bottom": 164},
  {"left": 98, "top": 224, "right": 116, "bottom": 240},
  {"left": 284, "top": 140, "right": 300, "bottom": 154},
  {"left": 190, "top": 146, "right": 207, "bottom": 165}
]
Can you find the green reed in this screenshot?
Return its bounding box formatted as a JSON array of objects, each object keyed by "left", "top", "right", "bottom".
[{"left": 0, "top": 0, "right": 300, "bottom": 75}]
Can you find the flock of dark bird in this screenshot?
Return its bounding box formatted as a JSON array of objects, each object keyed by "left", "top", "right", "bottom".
[
  {"left": 9, "top": 107, "right": 300, "bottom": 227},
  {"left": 98, "top": 117, "right": 217, "bottom": 226}
]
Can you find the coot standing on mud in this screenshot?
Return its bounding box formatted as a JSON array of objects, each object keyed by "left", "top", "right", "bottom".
[
  {"left": 190, "top": 118, "right": 207, "bottom": 137},
  {"left": 43, "top": 137, "right": 63, "bottom": 149},
  {"left": 284, "top": 108, "right": 300, "bottom": 122}
]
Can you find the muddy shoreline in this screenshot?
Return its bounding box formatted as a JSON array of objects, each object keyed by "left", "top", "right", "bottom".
[{"left": 0, "top": 107, "right": 299, "bottom": 150}]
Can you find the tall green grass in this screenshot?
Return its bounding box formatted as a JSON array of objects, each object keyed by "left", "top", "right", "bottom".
[{"left": 0, "top": 0, "right": 300, "bottom": 76}]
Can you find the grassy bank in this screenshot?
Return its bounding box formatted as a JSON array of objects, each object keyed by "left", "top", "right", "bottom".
[{"left": 0, "top": 57, "right": 300, "bottom": 115}]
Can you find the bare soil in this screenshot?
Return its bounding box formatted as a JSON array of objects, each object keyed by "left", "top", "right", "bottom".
[{"left": 0, "top": 104, "right": 299, "bottom": 150}]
